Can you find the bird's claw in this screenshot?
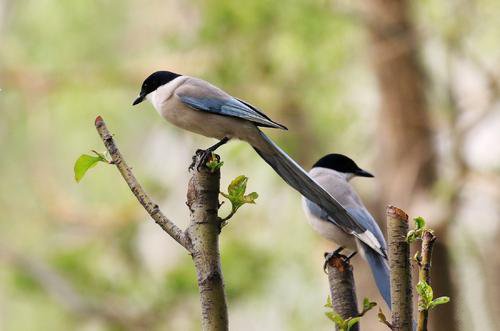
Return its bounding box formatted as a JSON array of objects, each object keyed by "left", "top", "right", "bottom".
[
  {"left": 188, "top": 149, "right": 213, "bottom": 172},
  {"left": 323, "top": 247, "right": 357, "bottom": 273},
  {"left": 323, "top": 247, "right": 344, "bottom": 273}
]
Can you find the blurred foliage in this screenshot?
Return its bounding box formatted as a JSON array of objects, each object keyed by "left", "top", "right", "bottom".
[{"left": 0, "top": 0, "right": 499, "bottom": 330}]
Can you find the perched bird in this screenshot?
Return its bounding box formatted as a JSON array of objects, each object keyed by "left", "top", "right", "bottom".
[
  {"left": 303, "top": 154, "right": 390, "bottom": 308},
  {"left": 132, "top": 70, "right": 386, "bottom": 260}
]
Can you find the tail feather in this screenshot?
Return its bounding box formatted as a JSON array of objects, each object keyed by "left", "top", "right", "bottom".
[
  {"left": 363, "top": 243, "right": 391, "bottom": 309},
  {"left": 252, "top": 130, "right": 394, "bottom": 311},
  {"left": 251, "top": 130, "right": 386, "bottom": 257}
]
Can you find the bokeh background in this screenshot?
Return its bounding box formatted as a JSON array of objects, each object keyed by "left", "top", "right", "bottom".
[{"left": 1, "top": 0, "right": 499, "bottom": 330}]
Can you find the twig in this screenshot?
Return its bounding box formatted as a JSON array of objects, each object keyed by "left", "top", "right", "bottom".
[
  {"left": 95, "top": 116, "right": 228, "bottom": 330},
  {"left": 186, "top": 152, "right": 228, "bottom": 331},
  {"left": 94, "top": 116, "right": 191, "bottom": 251},
  {"left": 417, "top": 231, "right": 436, "bottom": 331},
  {"left": 326, "top": 255, "right": 359, "bottom": 331},
  {"left": 378, "top": 308, "right": 394, "bottom": 330},
  {"left": 387, "top": 206, "right": 413, "bottom": 331}
]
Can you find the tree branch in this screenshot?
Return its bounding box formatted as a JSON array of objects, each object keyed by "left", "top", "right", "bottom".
[
  {"left": 94, "top": 116, "right": 191, "bottom": 251},
  {"left": 326, "top": 255, "right": 360, "bottom": 331},
  {"left": 186, "top": 153, "right": 228, "bottom": 331},
  {"left": 95, "top": 116, "right": 230, "bottom": 330},
  {"left": 387, "top": 205, "right": 413, "bottom": 331},
  {"left": 417, "top": 231, "right": 436, "bottom": 331}
]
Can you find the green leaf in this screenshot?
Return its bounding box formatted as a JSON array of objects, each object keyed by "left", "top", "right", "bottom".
[
  {"left": 228, "top": 175, "right": 248, "bottom": 197},
  {"left": 220, "top": 175, "right": 259, "bottom": 221},
  {"left": 325, "top": 311, "right": 345, "bottom": 326},
  {"left": 362, "top": 297, "right": 377, "bottom": 312},
  {"left": 378, "top": 308, "right": 389, "bottom": 324},
  {"left": 428, "top": 296, "right": 450, "bottom": 310},
  {"left": 347, "top": 317, "right": 361, "bottom": 330},
  {"left": 74, "top": 153, "right": 107, "bottom": 182},
  {"left": 324, "top": 295, "right": 333, "bottom": 308},
  {"left": 406, "top": 230, "right": 417, "bottom": 243},
  {"left": 414, "top": 216, "right": 426, "bottom": 230},
  {"left": 206, "top": 154, "right": 224, "bottom": 172},
  {"left": 242, "top": 191, "right": 258, "bottom": 204},
  {"left": 417, "top": 280, "right": 434, "bottom": 311}
]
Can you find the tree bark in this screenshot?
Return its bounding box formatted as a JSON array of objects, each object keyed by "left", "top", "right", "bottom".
[
  {"left": 387, "top": 205, "right": 413, "bottom": 331},
  {"left": 95, "top": 117, "right": 228, "bottom": 331},
  {"left": 186, "top": 153, "right": 228, "bottom": 331},
  {"left": 417, "top": 231, "right": 436, "bottom": 331},
  {"left": 362, "top": 2, "right": 458, "bottom": 329},
  {"left": 327, "top": 255, "right": 359, "bottom": 331}
]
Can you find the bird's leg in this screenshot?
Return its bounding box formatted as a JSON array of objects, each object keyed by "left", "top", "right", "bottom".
[
  {"left": 206, "top": 137, "right": 230, "bottom": 153},
  {"left": 190, "top": 137, "right": 230, "bottom": 171},
  {"left": 323, "top": 246, "right": 344, "bottom": 273},
  {"left": 343, "top": 251, "right": 357, "bottom": 262},
  {"left": 323, "top": 248, "right": 358, "bottom": 273}
]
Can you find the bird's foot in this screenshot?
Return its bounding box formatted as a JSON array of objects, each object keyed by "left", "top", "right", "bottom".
[
  {"left": 323, "top": 247, "right": 344, "bottom": 273},
  {"left": 188, "top": 149, "right": 214, "bottom": 172},
  {"left": 189, "top": 137, "right": 229, "bottom": 171},
  {"left": 323, "top": 247, "right": 357, "bottom": 273}
]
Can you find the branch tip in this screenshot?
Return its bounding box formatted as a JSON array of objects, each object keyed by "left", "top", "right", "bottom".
[
  {"left": 386, "top": 205, "right": 409, "bottom": 222},
  {"left": 95, "top": 115, "right": 103, "bottom": 126},
  {"left": 94, "top": 118, "right": 190, "bottom": 250}
]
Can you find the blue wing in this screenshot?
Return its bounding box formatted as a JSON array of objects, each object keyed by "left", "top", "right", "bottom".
[
  {"left": 304, "top": 198, "right": 387, "bottom": 257},
  {"left": 305, "top": 199, "right": 391, "bottom": 307},
  {"left": 346, "top": 207, "right": 391, "bottom": 308},
  {"left": 346, "top": 207, "right": 387, "bottom": 253},
  {"left": 304, "top": 198, "right": 369, "bottom": 235},
  {"left": 179, "top": 95, "right": 287, "bottom": 129}
]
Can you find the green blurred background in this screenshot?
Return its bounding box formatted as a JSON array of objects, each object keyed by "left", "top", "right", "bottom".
[{"left": 1, "top": 0, "right": 499, "bottom": 330}]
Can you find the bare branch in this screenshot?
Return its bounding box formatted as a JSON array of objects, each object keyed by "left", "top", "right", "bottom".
[
  {"left": 326, "top": 255, "right": 359, "bottom": 331},
  {"left": 387, "top": 205, "right": 413, "bottom": 331},
  {"left": 186, "top": 152, "right": 228, "bottom": 331},
  {"left": 94, "top": 116, "right": 191, "bottom": 251},
  {"left": 417, "top": 231, "right": 437, "bottom": 331}
]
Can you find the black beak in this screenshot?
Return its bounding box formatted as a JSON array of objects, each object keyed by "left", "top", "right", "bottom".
[
  {"left": 132, "top": 94, "right": 145, "bottom": 106},
  {"left": 355, "top": 168, "right": 374, "bottom": 177}
]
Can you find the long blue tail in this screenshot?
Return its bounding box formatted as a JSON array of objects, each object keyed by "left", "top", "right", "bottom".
[
  {"left": 362, "top": 243, "right": 391, "bottom": 309},
  {"left": 251, "top": 130, "right": 386, "bottom": 256}
]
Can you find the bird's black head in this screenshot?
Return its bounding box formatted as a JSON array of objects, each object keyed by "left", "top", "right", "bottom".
[
  {"left": 312, "top": 153, "right": 374, "bottom": 177},
  {"left": 132, "top": 71, "right": 181, "bottom": 106}
]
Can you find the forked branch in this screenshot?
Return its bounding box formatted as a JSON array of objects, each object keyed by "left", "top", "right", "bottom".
[{"left": 94, "top": 116, "right": 191, "bottom": 250}]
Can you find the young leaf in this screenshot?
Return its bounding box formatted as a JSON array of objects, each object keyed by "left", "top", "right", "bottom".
[
  {"left": 74, "top": 153, "right": 107, "bottom": 182},
  {"left": 242, "top": 191, "right": 258, "bottom": 204},
  {"left": 377, "top": 308, "right": 393, "bottom": 329},
  {"left": 228, "top": 175, "right": 248, "bottom": 197},
  {"left": 414, "top": 216, "right": 426, "bottom": 230},
  {"left": 325, "top": 311, "right": 345, "bottom": 326},
  {"left": 377, "top": 308, "right": 388, "bottom": 323},
  {"left": 324, "top": 295, "right": 333, "bottom": 308},
  {"left": 406, "top": 230, "right": 417, "bottom": 243},
  {"left": 428, "top": 296, "right": 450, "bottom": 310},
  {"left": 362, "top": 298, "right": 377, "bottom": 312},
  {"left": 347, "top": 317, "right": 361, "bottom": 331},
  {"left": 206, "top": 154, "right": 224, "bottom": 172},
  {"left": 220, "top": 175, "right": 259, "bottom": 221},
  {"left": 417, "top": 280, "right": 434, "bottom": 311}
]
